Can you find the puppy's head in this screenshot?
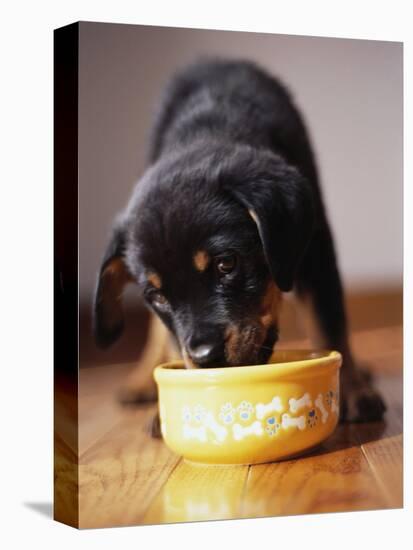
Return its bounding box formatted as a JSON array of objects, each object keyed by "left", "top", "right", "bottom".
[{"left": 94, "top": 143, "right": 315, "bottom": 367}]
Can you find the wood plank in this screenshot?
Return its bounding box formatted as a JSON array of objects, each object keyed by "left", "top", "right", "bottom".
[
  {"left": 79, "top": 363, "right": 132, "bottom": 455},
  {"left": 352, "top": 325, "right": 402, "bottom": 359},
  {"left": 54, "top": 432, "right": 79, "bottom": 528},
  {"left": 241, "top": 445, "right": 388, "bottom": 518},
  {"left": 351, "top": 325, "right": 403, "bottom": 374},
  {"left": 79, "top": 394, "right": 125, "bottom": 456},
  {"left": 78, "top": 405, "right": 180, "bottom": 529},
  {"left": 142, "top": 461, "right": 249, "bottom": 525},
  {"left": 361, "top": 434, "right": 403, "bottom": 508}
]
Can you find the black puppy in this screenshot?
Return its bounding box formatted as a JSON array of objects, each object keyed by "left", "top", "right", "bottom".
[{"left": 94, "top": 58, "right": 385, "bottom": 426}]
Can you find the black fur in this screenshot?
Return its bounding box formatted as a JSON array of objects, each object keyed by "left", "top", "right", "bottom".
[{"left": 94, "top": 58, "right": 386, "bottom": 420}]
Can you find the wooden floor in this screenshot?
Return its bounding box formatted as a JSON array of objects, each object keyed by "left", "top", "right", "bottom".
[{"left": 77, "top": 325, "right": 403, "bottom": 529}]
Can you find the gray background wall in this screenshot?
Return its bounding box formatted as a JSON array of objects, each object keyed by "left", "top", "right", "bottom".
[{"left": 78, "top": 22, "right": 402, "bottom": 303}]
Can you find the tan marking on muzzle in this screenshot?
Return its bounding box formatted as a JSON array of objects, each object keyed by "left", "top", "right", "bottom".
[
  {"left": 225, "top": 322, "right": 266, "bottom": 365},
  {"left": 260, "top": 280, "right": 283, "bottom": 328},
  {"left": 147, "top": 271, "right": 162, "bottom": 289},
  {"left": 225, "top": 324, "right": 242, "bottom": 364},
  {"left": 193, "top": 250, "right": 210, "bottom": 272},
  {"left": 223, "top": 282, "right": 282, "bottom": 366}
]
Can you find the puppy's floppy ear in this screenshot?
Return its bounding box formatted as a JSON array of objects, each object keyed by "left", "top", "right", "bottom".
[
  {"left": 93, "top": 219, "right": 134, "bottom": 349},
  {"left": 226, "top": 152, "right": 315, "bottom": 292}
]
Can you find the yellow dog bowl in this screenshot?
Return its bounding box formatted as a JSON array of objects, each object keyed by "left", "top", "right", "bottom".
[{"left": 154, "top": 350, "right": 342, "bottom": 465}]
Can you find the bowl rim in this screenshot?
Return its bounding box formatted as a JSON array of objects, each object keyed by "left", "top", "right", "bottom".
[{"left": 154, "top": 349, "right": 342, "bottom": 386}]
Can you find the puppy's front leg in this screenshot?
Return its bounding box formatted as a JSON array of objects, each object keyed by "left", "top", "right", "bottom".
[
  {"left": 118, "top": 312, "right": 180, "bottom": 406},
  {"left": 294, "top": 224, "right": 386, "bottom": 422}
]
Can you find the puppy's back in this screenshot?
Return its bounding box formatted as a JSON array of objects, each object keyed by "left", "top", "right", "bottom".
[{"left": 148, "top": 58, "right": 319, "bottom": 186}]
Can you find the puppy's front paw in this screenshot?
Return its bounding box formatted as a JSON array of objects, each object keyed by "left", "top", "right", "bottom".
[
  {"left": 340, "top": 377, "right": 386, "bottom": 423},
  {"left": 146, "top": 411, "right": 162, "bottom": 439}
]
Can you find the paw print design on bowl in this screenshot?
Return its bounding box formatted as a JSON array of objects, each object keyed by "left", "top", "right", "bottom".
[
  {"left": 181, "top": 405, "right": 192, "bottom": 423},
  {"left": 265, "top": 416, "right": 280, "bottom": 436},
  {"left": 219, "top": 402, "right": 236, "bottom": 424},
  {"left": 193, "top": 405, "right": 207, "bottom": 424},
  {"left": 307, "top": 408, "right": 318, "bottom": 428},
  {"left": 237, "top": 401, "right": 254, "bottom": 422}
]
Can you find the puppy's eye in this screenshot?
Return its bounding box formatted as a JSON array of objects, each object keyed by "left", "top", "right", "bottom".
[
  {"left": 215, "top": 254, "right": 237, "bottom": 276},
  {"left": 149, "top": 291, "right": 168, "bottom": 309}
]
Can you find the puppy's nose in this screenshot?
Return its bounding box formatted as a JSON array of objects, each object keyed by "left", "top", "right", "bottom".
[{"left": 187, "top": 343, "right": 220, "bottom": 366}]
